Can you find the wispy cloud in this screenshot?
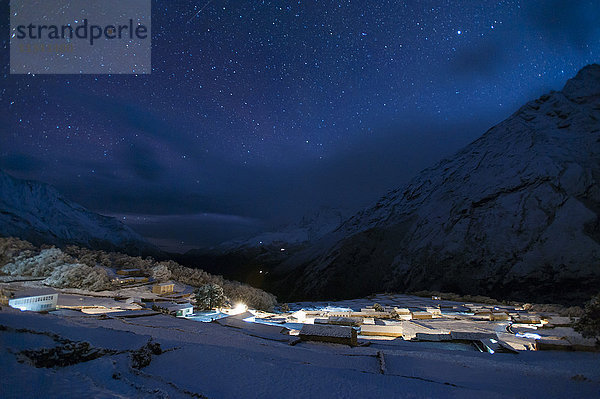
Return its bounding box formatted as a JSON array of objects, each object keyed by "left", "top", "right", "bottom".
[{"left": 104, "top": 212, "right": 262, "bottom": 226}]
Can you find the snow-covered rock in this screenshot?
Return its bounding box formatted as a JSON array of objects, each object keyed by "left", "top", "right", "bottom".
[
  {"left": 276, "top": 65, "right": 600, "bottom": 304},
  {"left": 0, "top": 170, "right": 158, "bottom": 255}
]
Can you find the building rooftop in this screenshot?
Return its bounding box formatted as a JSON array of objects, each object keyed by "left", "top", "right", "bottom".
[
  {"left": 159, "top": 302, "right": 193, "bottom": 312},
  {"left": 12, "top": 288, "right": 57, "bottom": 299},
  {"left": 300, "top": 324, "right": 355, "bottom": 338}
]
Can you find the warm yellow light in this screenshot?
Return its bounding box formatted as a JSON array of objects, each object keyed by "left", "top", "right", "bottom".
[{"left": 232, "top": 303, "right": 247, "bottom": 314}]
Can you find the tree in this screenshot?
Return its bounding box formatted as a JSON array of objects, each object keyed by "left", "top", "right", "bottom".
[
  {"left": 151, "top": 263, "right": 172, "bottom": 282},
  {"left": 574, "top": 293, "right": 600, "bottom": 341},
  {"left": 44, "top": 263, "right": 112, "bottom": 291},
  {"left": 373, "top": 303, "right": 384, "bottom": 312},
  {"left": 195, "top": 283, "right": 226, "bottom": 310},
  {"left": 280, "top": 303, "right": 290, "bottom": 313}
]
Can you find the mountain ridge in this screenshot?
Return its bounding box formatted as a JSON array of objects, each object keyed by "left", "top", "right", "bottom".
[
  {"left": 268, "top": 64, "right": 600, "bottom": 304},
  {"left": 0, "top": 170, "right": 160, "bottom": 256}
]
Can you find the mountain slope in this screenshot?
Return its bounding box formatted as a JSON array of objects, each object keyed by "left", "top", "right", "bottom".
[
  {"left": 275, "top": 65, "right": 600, "bottom": 304},
  {"left": 0, "top": 170, "right": 158, "bottom": 256},
  {"left": 178, "top": 207, "right": 346, "bottom": 286},
  {"left": 203, "top": 207, "right": 346, "bottom": 254}
]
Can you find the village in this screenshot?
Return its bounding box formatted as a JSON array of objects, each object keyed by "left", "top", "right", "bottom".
[{"left": 1, "top": 265, "right": 597, "bottom": 355}]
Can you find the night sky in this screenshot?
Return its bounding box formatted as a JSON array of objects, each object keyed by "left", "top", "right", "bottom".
[{"left": 1, "top": 1, "right": 599, "bottom": 251}]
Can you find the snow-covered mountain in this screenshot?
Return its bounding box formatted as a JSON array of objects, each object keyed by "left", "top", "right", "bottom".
[
  {"left": 180, "top": 207, "right": 346, "bottom": 284},
  {"left": 210, "top": 207, "right": 347, "bottom": 254},
  {"left": 274, "top": 65, "right": 600, "bottom": 304},
  {"left": 0, "top": 170, "right": 158, "bottom": 255}
]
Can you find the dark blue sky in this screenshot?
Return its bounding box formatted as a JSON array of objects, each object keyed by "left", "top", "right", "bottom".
[{"left": 1, "top": 1, "right": 599, "bottom": 251}]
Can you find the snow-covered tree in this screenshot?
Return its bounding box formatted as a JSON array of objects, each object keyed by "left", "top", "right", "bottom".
[
  {"left": 1, "top": 248, "right": 69, "bottom": 277},
  {"left": 151, "top": 263, "right": 172, "bottom": 282},
  {"left": 0, "top": 237, "right": 35, "bottom": 268},
  {"left": 44, "top": 264, "right": 112, "bottom": 291},
  {"left": 0, "top": 246, "right": 111, "bottom": 291},
  {"left": 195, "top": 283, "right": 226, "bottom": 310},
  {"left": 575, "top": 293, "right": 600, "bottom": 341}
]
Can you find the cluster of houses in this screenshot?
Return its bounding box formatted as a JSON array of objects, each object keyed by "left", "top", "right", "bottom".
[
  {"left": 108, "top": 268, "right": 195, "bottom": 317},
  {"left": 1, "top": 267, "right": 195, "bottom": 318},
  {"left": 286, "top": 303, "right": 538, "bottom": 327},
  {"left": 111, "top": 268, "right": 149, "bottom": 285},
  {"left": 147, "top": 282, "right": 194, "bottom": 317},
  {"left": 247, "top": 300, "right": 596, "bottom": 352},
  {"left": 0, "top": 282, "right": 195, "bottom": 318},
  {"left": 1, "top": 272, "right": 595, "bottom": 353}
]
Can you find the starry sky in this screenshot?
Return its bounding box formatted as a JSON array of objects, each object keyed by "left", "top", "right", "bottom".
[{"left": 1, "top": 0, "right": 600, "bottom": 251}]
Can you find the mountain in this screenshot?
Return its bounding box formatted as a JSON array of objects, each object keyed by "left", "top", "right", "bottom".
[
  {"left": 271, "top": 65, "right": 600, "bottom": 304},
  {"left": 177, "top": 207, "right": 347, "bottom": 286},
  {"left": 209, "top": 206, "right": 346, "bottom": 253},
  {"left": 0, "top": 170, "right": 159, "bottom": 256}
]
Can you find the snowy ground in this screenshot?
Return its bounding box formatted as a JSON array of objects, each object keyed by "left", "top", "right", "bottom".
[{"left": 1, "top": 306, "right": 599, "bottom": 398}]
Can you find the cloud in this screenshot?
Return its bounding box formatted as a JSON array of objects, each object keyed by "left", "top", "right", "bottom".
[
  {"left": 44, "top": 86, "right": 199, "bottom": 182},
  {"left": 525, "top": 0, "right": 600, "bottom": 48},
  {"left": 26, "top": 85, "right": 495, "bottom": 248},
  {"left": 449, "top": 39, "right": 507, "bottom": 78},
  {"left": 103, "top": 212, "right": 264, "bottom": 250},
  {"left": 62, "top": 89, "right": 176, "bottom": 141},
  {"left": 0, "top": 153, "right": 47, "bottom": 173},
  {"left": 125, "top": 142, "right": 166, "bottom": 181},
  {"left": 105, "top": 212, "right": 261, "bottom": 227}
]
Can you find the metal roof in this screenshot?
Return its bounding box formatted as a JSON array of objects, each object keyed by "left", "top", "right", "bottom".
[{"left": 12, "top": 288, "right": 57, "bottom": 299}]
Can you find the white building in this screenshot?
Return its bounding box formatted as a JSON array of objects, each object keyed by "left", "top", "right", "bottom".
[
  {"left": 154, "top": 302, "right": 193, "bottom": 317},
  {"left": 8, "top": 288, "right": 58, "bottom": 312}
]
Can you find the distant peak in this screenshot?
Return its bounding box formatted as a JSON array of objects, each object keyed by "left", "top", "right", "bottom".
[
  {"left": 574, "top": 63, "right": 600, "bottom": 77},
  {"left": 562, "top": 64, "right": 600, "bottom": 101}
]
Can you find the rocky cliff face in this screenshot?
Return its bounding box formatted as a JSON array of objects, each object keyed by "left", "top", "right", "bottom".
[
  {"left": 0, "top": 170, "right": 158, "bottom": 256},
  {"left": 275, "top": 65, "right": 600, "bottom": 304}
]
